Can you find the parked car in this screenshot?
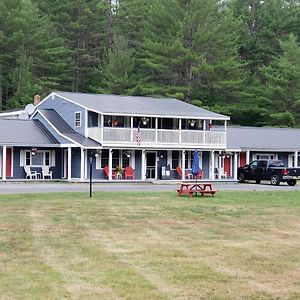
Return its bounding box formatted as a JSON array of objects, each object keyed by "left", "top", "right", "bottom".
[{"left": 238, "top": 160, "right": 300, "bottom": 186}]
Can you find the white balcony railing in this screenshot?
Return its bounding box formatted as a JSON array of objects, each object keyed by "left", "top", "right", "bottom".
[{"left": 87, "top": 127, "right": 226, "bottom": 147}]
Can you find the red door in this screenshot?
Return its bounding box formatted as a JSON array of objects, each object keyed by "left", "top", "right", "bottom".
[
  {"left": 6, "top": 148, "right": 12, "bottom": 177},
  {"left": 240, "top": 152, "right": 246, "bottom": 167},
  {"left": 224, "top": 157, "right": 231, "bottom": 177}
]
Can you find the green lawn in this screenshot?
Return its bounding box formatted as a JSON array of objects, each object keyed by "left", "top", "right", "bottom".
[{"left": 1, "top": 191, "right": 300, "bottom": 299}]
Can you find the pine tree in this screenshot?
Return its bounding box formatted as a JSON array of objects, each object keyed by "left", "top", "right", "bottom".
[
  {"left": 100, "top": 35, "right": 135, "bottom": 94},
  {"left": 36, "top": 0, "right": 113, "bottom": 92},
  {"left": 0, "top": 0, "right": 68, "bottom": 109},
  {"left": 261, "top": 34, "right": 300, "bottom": 126},
  {"left": 138, "top": 0, "right": 245, "bottom": 105}
]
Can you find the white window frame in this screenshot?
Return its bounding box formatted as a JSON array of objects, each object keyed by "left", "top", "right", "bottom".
[
  {"left": 253, "top": 153, "right": 278, "bottom": 161},
  {"left": 75, "top": 111, "right": 81, "bottom": 127},
  {"left": 289, "top": 154, "right": 300, "bottom": 167},
  {"left": 24, "top": 150, "right": 51, "bottom": 167}
]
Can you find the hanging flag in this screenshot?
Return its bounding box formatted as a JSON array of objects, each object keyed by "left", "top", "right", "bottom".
[{"left": 135, "top": 125, "right": 141, "bottom": 145}]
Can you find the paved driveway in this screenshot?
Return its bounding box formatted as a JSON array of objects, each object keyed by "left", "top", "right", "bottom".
[{"left": 0, "top": 181, "right": 299, "bottom": 194}]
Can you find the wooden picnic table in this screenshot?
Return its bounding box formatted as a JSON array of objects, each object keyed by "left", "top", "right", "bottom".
[{"left": 177, "top": 182, "right": 216, "bottom": 198}]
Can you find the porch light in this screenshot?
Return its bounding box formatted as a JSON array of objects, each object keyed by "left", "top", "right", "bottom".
[
  {"left": 189, "top": 120, "right": 196, "bottom": 127},
  {"left": 93, "top": 149, "right": 102, "bottom": 157},
  {"left": 124, "top": 150, "right": 132, "bottom": 158},
  {"left": 141, "top": 117, "right": 149, "bottom": 126},
  {"left": 31, "top": 147, "right": 37, "bottom": 155},
  {"left": 219, "top": 151, "right": 232, "bottom": 158}
]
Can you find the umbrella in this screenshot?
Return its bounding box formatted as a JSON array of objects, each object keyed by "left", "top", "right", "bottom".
[
  {"left": 192, "top": 150, "right": 200, "bottom": 178},
  {"left": 192, "top": 150, "right": 200, "bottom": 196}
]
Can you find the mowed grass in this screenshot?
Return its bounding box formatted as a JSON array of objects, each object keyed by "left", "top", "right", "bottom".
[{"left": 1, "top": 191, "right": 300, "bottom": 299}]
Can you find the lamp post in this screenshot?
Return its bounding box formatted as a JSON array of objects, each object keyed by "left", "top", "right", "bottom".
[{"left": 89, "top": 156, "right": 93, "bottom": 198}]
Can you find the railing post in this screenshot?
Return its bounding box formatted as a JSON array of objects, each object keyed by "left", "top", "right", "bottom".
[{"left": 155, "top": 118, "right": 158, "bottom": 144}]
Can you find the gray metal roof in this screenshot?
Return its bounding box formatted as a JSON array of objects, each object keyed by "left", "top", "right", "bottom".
[
  {"left": 39, "top": 109, "right": 101, "bottom": 148},
  {"left": 0, "top": 118, "right": 59, "bottom": 146},
  {"left": 227, "top": 126, "right": 300, "bottom": 151},
  {"left": 54, "top": 91, "right": 229, "bottom": 120}
]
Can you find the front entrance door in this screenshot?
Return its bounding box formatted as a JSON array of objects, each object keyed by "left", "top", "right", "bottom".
[
  {"left": 146, "top": 152, "right": 156, "bottom": 179},
  {"left": 6, "top": 148, "right": 12, "bottom": 177}
]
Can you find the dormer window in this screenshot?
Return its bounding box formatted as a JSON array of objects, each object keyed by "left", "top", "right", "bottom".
[{"left": 75, "top": 112, "right": 81, "bottom": 127}]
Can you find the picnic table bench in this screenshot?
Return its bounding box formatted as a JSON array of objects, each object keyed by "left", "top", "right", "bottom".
[{"left": 177, "top": 182, "right": 216, "bottom": 198}]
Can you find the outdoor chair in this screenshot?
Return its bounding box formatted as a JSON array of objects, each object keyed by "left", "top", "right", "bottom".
[
  {"left": 104, "top": 166, "right": 117, "bottom": 179},
  {"left": 193, "top": 169, "right": 204, "bottom": 179},
  {"left": 42, "top": 166, "right": 52, "bottom": 179},
  {"left": 124, "top": 166, "right": 135, "bottom": 179},
  {"left": 215, "top": 167, "right": 227, "bottom": 179},
  {"left": 24, "top": 166, "right": 37, "bottom": 179},
  {"left": 176, "top": 166, "right": 191, "bottom": 179}
]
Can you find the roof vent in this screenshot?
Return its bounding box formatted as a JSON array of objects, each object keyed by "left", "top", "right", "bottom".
[{"left": 34, "top": 95, "right": 41, "bottom": 106}]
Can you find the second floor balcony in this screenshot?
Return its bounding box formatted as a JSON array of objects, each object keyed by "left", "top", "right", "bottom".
[
  {"left": 87, "top": 127, "right": 226, "bottom": 148},
  {"left": 87, "top": 113, "right": 227, "bottom": 148}
]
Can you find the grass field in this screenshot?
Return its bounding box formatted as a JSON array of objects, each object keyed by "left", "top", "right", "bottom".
[{"left": 1, "top": 191, "right": 300, "bottom": 300}]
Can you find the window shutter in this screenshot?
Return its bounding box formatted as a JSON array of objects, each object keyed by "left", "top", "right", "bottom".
[
  {"left": 20, "top": 150, "right": 24, "bottom": 166},
  {"left": 51, "top": 150, "right": 56, "bottom": 167}
]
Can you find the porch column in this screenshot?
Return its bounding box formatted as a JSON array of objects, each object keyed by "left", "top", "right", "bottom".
[
  {"left": 246, "top": 150, "right": 250, "bottom": 164},
  {"left": 2, "top": 145, "right": 6, "bottom": 180},
  {"left": 218, "top": 152, "right": 222, "bottom": 179},
  {"left": 210, "top": 151, "right": 214, "bottom": 180},
  {"left": 234, "top": 152, "right": 238, "bottom": 180},
  {"left": 141, "top": 149, "right": 146, "bottom": 180},
  {"left": 67, "top": 147, "right": 72, "bottom": 181},
  {"left": 80, "top": 148, "right": 85, "bottom": 181},
  {"left": 108, "top": 149, "right": 113, "bottom": 181},
  {"left": 294, "top": 151, "right": 298, "bottom": 167},
  {"left": 182, "top": 150, "right": 186, "bottom": 181}
]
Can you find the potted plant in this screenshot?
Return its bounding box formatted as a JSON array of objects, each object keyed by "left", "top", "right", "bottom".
[{"left": 115, "top": 165, "right": 123, "bottom": 175}]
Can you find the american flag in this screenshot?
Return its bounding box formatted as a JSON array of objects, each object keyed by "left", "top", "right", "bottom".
[{"left": 135, "top": 126, "right": 141, "bottom": 145}]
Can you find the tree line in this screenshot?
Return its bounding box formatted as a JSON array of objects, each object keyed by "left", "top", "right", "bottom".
[{"left": 0, "top": 0, "right": 299, "bottom": 127}]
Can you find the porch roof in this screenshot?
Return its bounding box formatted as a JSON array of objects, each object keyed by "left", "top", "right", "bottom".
[
  {"left": 52, "top": 91, "right": 229, "bottom": 120},
  {"left": 38, "top": 109, "right": 102, "bottom": 148},
  {"left": 0, "top": 118, "right": 59, "bottom": 146},
  {"left": 227, "top": 126, "right": 300, "bottom": 151}
]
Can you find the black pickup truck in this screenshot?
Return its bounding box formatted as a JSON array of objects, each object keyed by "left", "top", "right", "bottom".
[{"left": 238, "top": 160, "right": 300, "bottom": 186}]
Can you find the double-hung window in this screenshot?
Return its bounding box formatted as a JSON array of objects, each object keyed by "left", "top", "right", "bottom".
[
  {"left": 75, "top": 112, "right": 81, "bottom": 127},
  {"left": 24, "top": 151, "right": 51, "bottom": 166}
]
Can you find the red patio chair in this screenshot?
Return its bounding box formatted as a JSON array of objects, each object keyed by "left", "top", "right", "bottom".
[
  {"left": 176, "top": 166, "right": 190, "bottom": 179},
  {"left": 194, "top": 169, "right": 204, "bottom": 179},
  {"left": 125, "top": 166, "right": 135, "bottom": 179},
  {"left": 104, "top": 165, "right": 117, "bottom": 179}
]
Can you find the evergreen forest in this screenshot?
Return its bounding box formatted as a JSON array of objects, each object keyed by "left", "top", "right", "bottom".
[{"left": 0, "top": 0, "right": 300, "bottom": 127}]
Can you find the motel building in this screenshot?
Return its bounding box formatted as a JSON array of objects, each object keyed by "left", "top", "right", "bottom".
[{"left": 0, "top": 92, "right": 300, "bottom": 181}]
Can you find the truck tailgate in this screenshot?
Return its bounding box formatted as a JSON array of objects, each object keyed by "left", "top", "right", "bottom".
[{"left": 287, "top": 168, "right": 300, "bottom": 177}]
